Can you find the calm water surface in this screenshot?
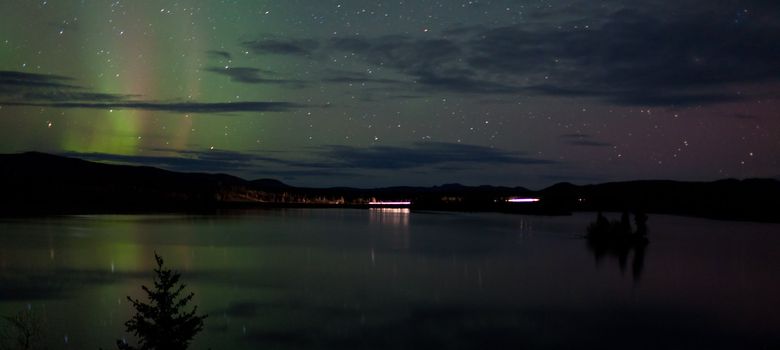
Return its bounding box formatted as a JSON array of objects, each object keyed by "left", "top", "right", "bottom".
[{"left": 1, "top": 209, "right": 778, "bottom": 349}]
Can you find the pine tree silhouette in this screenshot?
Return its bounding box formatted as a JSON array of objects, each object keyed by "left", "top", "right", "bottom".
[{"left": 117, "top": 253, "right": 207, "bottom": 350}]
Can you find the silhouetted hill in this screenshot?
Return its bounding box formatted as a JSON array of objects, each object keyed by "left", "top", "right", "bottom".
[
  {"left": 540, "top": 178, "right": 780, "bottom": 222},
  {"left": 0, "top": 152, "right": 249, "bottom": 213},
  {"left": 1, "top": 152, "right": 778, "bottom": 221},
  {"left": 250, "top": 178, "right": 293, "bottom": 190}
]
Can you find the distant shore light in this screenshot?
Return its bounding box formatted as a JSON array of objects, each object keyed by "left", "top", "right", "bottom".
[
  {"left": 369, "top": 201, "right": 412, "bottom": 205},
  {"left": 506, "top": 198, "right": 540, "bottom": 203}
]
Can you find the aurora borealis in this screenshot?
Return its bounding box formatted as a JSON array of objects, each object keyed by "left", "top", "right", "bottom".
[{"left": 1, "top": 0, "right": 778, "bottom": 188}]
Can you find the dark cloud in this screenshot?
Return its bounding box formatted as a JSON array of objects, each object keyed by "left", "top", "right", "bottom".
[
  {"left": 528, "top": 85, "right": 746, "bottom": 107},
  {"left": 206, "top": 50, "right": 232, "bottom": 60},
  {"left": 330, "top": 36, "right": 512, "bottom": 94},
  {"left": 1, "top": 70, "right": 301, "bottom": 114},
  {"left": 59, "top": 143, "right": 551, "bottom": 182},
  {"left": 0, "top": 70, "right": 79, "bottom": 89},
  {"left": 249, "top": 36, "right": 517, "bottom": 93},
  {"left": 206, "top": 67, "right": 306, "bottom": 87},
  {"left": 412, "top": 70, "right": 521, "bottom": 94},
  {"left": 351, "top": 36, "right": 461, "bottom": 71},
  {"left": 0, "top": 70, "right": 130, "bottom": 103},
  {"left": 5, "top": 100, "right": 301, "bottom": 114},
  {"left": 461, "top": 8, "right": 780, "bottom": 105},
  {"left": 207, "top": 66, "right": 404, "bottom": 89},
  {"left": 321, "top": 69, "right": 403, "bottom": 85},
  {"left": 609, "top": 92, "right": 746, "bottom": 107},
  {"left": 19, "top": 91, "right": 131, "bottom": 102},
  {"left": 242, "top": 38, "right": 319, "bottom": 56},
  {"left": 244, "top": 5, "right": 780, "bottom": 106}
]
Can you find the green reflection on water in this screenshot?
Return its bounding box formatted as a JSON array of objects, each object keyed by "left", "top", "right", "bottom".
[{"left": 1, "top": 210, "right": 779, "bottom": 349}]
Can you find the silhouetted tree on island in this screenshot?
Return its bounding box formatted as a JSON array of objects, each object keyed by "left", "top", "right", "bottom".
[
  {"left": 586, "top": 211, "right": 649, "bottom": 281},
  {"left": 117, "top": 253, "right": 207, "bottom": 350}
]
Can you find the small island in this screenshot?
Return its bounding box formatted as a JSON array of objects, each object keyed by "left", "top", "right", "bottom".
[{"left": 586, "top": 211, "right": 649, "bottom": 281}]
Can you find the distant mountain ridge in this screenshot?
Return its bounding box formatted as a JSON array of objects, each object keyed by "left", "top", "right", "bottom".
[{"left": 1, "top": 152, "right": 778, "bottom": 222}]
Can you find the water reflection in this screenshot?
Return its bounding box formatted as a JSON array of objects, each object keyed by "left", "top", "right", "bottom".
[
  {"left": 584, "top": 212, "right": 649, "bottom": 281},
  {"left": 2, "top": 212, "right": 780, "bottom": 349},
  {"left": 368, "top": 208, "right": 410, "bottom": 227},
  {"left": 369, "top": 208, "right": 410, "bottom": 251}
]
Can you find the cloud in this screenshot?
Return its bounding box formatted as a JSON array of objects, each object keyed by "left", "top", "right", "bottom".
[
  {"left": 242, "top": 38, "right": 319, "bottom": 56},
  {"left": 219, "top": 142, "right": 552, "bottom": 171},
  {"left": 244, "top": 36, "right": 516, "bottom": 93},
  {"left": 5, "top": 100, "right": 300, "bottom": 114},
  {"left": 321, "top": 69, "right": 403, "bottom": 85},
  {"left": 19, "top": 91, "right": 132, "bottom": 102},
  {"left": 206, "top": 67, "right": 306, "bottom": 87},
  {"left": 60, "top": 143, "right": 552, "bottom": 183},
  {"left": 336, "top": 36, "right": 462, "bottom": 71},
  {"left": 0, "top": 70, "right": 132, "bottom": 103},
  {"left": 329, "top": 36, "right": 514, "bottom": 94},
  {"left": 1, "top": 70, "right": 302, "bottom": 114},
  {"left": 241, "top": 4, "right": 780, "bottom": 106},
  {"left": 412, "top": 70, "right": 521, "bottom": 94},
  {"left": 250, "top": 142, "right": 554, "bottom": 171},
  {"left": 206, "top": 50, "right": 232, "bottom": 60},
  {"left": 528, "top": 85, "right": 747, "bottom": 107},
  {"left": 460, "top": 8, "right": 780, "bottom": 105},
  {"left": 0, "top": 70, "right": 79, "bottom": 89},
  {"left": 206, "top": 66, "right": 404, "bottom": 90}
]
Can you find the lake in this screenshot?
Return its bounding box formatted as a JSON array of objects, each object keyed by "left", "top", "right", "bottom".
[{"left": 1, "top": 209, "right": 778, "bottom": 349}]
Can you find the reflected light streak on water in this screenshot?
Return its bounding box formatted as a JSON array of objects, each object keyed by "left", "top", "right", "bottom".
[{"left": 0, "top": 211, "right": 778, "bottom": 349}]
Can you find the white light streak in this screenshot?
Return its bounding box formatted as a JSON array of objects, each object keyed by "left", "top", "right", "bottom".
[
  {"left": 506, "top": 198, "right": 540, "bottom": 203},
  {"left": 368, "top": 201, "right": 412, "bottom": 205}
]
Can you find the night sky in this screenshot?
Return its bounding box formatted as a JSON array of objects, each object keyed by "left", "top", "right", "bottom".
[{"left": 1, "top": 0, "right": 778, "bottom": 188}]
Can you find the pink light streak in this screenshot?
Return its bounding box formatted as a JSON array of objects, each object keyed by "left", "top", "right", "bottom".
[
  {"left": 506, "top": 198, "right": 540, "bottom": 203},
  {"left": 368, "top": 201, "right": 412, "bottom": 205}
]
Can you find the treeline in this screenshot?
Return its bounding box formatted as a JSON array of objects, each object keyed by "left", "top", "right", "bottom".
[{"left": 1, "top": 152, "right": 778, "bottom": 222}]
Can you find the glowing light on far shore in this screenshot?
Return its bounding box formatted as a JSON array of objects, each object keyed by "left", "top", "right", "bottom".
[
  {"left": 506, "top": 198, "right": 540, "bottom": 203},
  {"left": 368, "top": 201, "right": 412, "bottom": 205},
  {"left": 369, "top": 208, "right": 410, "bottom": 214}
]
